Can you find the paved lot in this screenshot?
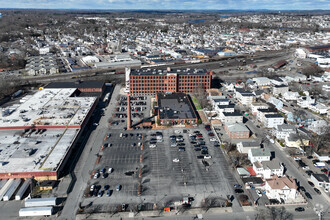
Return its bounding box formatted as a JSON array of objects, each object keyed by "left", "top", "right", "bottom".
[{"left": 82, "top": 93, "right": 241, "bottom": 212}]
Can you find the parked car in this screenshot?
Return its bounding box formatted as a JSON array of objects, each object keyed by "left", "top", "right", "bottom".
[
  {"left": 173, "top": 158, "right": 180, "bottom": 162},
  {"left": 204, "top": 155, "right": 212, "bottom": 159},
  {"left": 104, "top": 185, "right": 110, "bottom": 190},
  {"left": 178, "top": 147, "right": 186, "bottom": 151},
  {"left": 295, "top": 207, "right": 305, "bottom": 212},
  {"left": 308, "top": 181, "right": 315, "bottom": 187},
  {"left": 93, "top": 172, "right": 100, "bottom": 179},
  {"left": 305, "top": 192, "right": 312, "bottom": 199},
  {"left": 235, "top": 189, "right": 244, "bottom": 193},
  {"left": 314, "top": 188, "right": 321, "bottom": 195},
  {"left": 256, "top": 189, "right": 263, "bottom": 197},
  {"left": 150, "top": 144, "right": 156, "bottom": 148},
  {"left": 116, "top": 184, "right": 121, "bottom": 191},
  {"left": 234, "top": 184, "right": 242, "bottom": 188},
  {"left": 97, "top": 190, "right": 103, "bottom": 197},
  {"left": 108, "top": 168, "right": 113, "bottom": 173},
  {"left": 90, "top": 185, "right": 95, "bottom": 192},
  {"left": 299, "top": 186, "right": 306, "bottom": 192},
  {"left": 106, "top": 189, "right": 111, "bottom": 197}
]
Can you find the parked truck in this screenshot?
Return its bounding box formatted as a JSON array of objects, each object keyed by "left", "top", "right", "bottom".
[
  {"left": 15, "top": 179, "right": 31, "bottom": 200},
  {"left": 3, "top": 178, "right": 21, "bottom": 201},
  {"left": 25, "top": 197, "right": 57, "bottom": 207},
  {"left": 314, "top": 162, "right": 326, "bottom": 167},
  {"left": 19, "top": 207, "right": 53, "bottom": 217},
  {"left": 0, "top": 179, "right": 14, "bottom": 201}
]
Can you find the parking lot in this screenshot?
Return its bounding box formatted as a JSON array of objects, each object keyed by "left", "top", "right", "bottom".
[{"left": 81, "top": 93, "right": 241, "bottom": 211}]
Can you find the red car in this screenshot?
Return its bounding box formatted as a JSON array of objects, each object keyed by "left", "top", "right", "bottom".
[{"left": 208, "top": 133, "right": 214, "bottom": 137}]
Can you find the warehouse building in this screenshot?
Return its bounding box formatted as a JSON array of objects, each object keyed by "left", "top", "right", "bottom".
[
  {"left": 0, "top": 88, "right": 98, "bottom": 180},
  {"left": 129, "top": 67, "right": 212, "bottom": 95}
]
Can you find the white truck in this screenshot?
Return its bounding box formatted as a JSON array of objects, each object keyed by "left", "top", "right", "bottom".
[
  {"left": 19, "top": 207, "right": 53, "bottom": 217},
  {"left": 314, "top": 162, "right": 326, "bottom": 167},
  {"left": 3, "top": 178, "right": 21, "bottom": 201},
  {"left": 25, "top": 197, "right": 57, "bottom": 207}
]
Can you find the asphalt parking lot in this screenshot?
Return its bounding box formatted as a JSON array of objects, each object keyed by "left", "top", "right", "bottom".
[{"left": 81, "top": 93, "right": 242, "bottom": 211}]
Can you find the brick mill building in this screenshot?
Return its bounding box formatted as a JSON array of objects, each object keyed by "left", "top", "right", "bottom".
[{"left": 128, "top": 67, "right": 212, "bottom": 95}]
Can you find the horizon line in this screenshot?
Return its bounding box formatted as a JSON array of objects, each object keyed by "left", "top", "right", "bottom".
[{"left": 0, "top": 8, "right": 329, "bottom": 11}]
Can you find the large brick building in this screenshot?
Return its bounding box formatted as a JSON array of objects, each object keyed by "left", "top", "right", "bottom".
[{"left": 129, "top": 68, "right": 212, "bottom": 95}]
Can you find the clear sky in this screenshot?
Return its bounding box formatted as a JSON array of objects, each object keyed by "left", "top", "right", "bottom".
[{"left": 0, "top": 0, "right": 329, "bottom": 10}]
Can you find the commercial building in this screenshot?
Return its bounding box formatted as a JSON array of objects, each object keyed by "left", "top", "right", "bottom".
[
  {"left": 129, "top": 68, "right": 212, "bottom": 95},
  {"left": 224, "top": 123, "right": 250, "bottom": 139},
  {"left": 156, "top": 92, "right": 198, "bottom": 126},
  {"left": 45, "top": 81, "right": 105, "bottom": 95},
  {"left": 311, "top": 174, "right": 329, "bottom": 191},
  {"left": 0, "top": 88, "right": 98, "bottom": 180}
]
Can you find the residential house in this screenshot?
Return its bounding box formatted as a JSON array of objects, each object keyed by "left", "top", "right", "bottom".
[
  {"left": 308, "top": 103, "right": 329, "bottom": 115},
  {"left": 265, "top": 176, "right": 298, "bottom": 203},
  {"left": 215, "top": 104, "right": 235, "bottom": 114},
  {"left": 273, "top": 124, "right": 296, "bottom": 140},
  {"left": 253, "top": 77, "right": 272, "bottom": 88},
  {"left": 250, "top": 103, "right": 269, "bottom": 115},
  {"left": 309, "top": 120, "right": 328, "bottom": 135},
  {"left": 224, "top": 123, "right": 250, "bottom": 139},
  {"left": 285, "top": 73, "right": 307, "bottom": 82},
  {"left": 311, "top": 174, "right": 329, "bottom": 191},
  {"left": 264, "top": 114, "right": 284, "bottom": 128},
  {"left": 242, "top": 177, "right": 265, "bottom": 189},
  {"left": 283, "top": 91, "right": 300, "bottom": 101},
  {"left": 271, "top": 77, "right": 287, "bottom": 86},
  {"left": 297, "top": 96, "right": 315, "bottom": 108},
  {"left": 220, "top": 111, "right": 243, "bottom": 124},
  {"left": 257, "top": 108, "right": 277, "bottom": 123},
  {"left": 235, "top": 89, "right": 255, "bottom": 106},
  {"left": 237, "top": 141, "right": 260, "bottom": 154},
  {"left": 248, "top": 148, "right": 271, "bottom": 163},
  {"left": 273, "top": 85, "right": 289, "bottom": 96},
  {"left": 267, "top": 97, "right": 284, "bottom": 110},
  {"left": 284, "top": 133, "right": 309, "bottom": 148},
  {"left": 253, "top": 159, "right": 284, "bottom": 179}
]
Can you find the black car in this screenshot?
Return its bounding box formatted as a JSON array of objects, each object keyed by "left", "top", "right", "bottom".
[
  {"left": 314, "top": 188, "right": 321, "bottom": 195},
  {"left": 194, "top": 148, "right": 201, "bottom": 151},
  {"left": 197, "top": 155, "right": 204, "bottom": 159},
  {"left": 201, "top": 150, "right": 208, "bottom": 155},
  {"left": 178, "top": 143, "right": 186, "bottom": 146},
  {"left": 178, "top": 147, "right": 186, "bottom": 152},
  {"left": 306, "top": 170, "right": 314, "bottom": 176},
  {"left": 308, "top": 181, "right": 315, "bottom": 187},
  {"left": 305, "top": 192, "right": 312, "bottom": 199},
  {"left": 190, "top": 141, "right": 197, "bottom": 145},
  {"left": 307, "top": 156, "right": 313, "bottom": 159},
  {"left": 299, "top": 186, "right": 306, "bottom": 192},
  {"left": 295, "top": 207, "right": 305, "bottom": 212},
  {"left": 235, "top": 189, "right": 244, "bottom": 193}
]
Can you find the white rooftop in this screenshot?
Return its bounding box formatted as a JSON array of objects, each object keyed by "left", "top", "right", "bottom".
[
  {"left": 0, "top": 88, "right": 96, "bottom": 128},
  {"left": 0, "top": 128, "right": 79, "bottom": 173}
]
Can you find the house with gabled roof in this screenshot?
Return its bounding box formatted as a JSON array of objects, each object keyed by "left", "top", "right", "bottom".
[{"left": 265, "top": 175, "right": 298, "bottom": 202}]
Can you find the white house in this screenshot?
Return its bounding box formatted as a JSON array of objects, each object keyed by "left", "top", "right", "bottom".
[
  {"left": 250, "top": 103, "right": 269, "bottom": 115},
  {"left": 273, "top": 85, "right": 289, "bottom": 96},
  {"left": 308, "top": 103, "right": 329, "bottom": 115},
  {"left": 264, "top": 114, "right": 284, "bottom": 128},
  {"left": 273, "top": 124, "right": 296, "bottom": 140},
  {"left": 297, "top": 96, "right": 315, "bottom": 108},
  {"left": 248, "top": 148, "right": 271, "bottom": 163},
  {"left": 253, "top": 77, "right": 272, "bottom": 88},
  {"left": 265, "top": 175, "right": 298, "bottom": 203},
  {"left": 236, "top": 141, "right": 260, "bottom": 154},
  {"left": 253, "top": 159, "right": 284, "bottom": 179},
  {"left": 283, "top": 91, "right": 300, "bottom": 101},
  {"left": 311, "top": 174, "right": 329, "bottom": 192},
  {"left": 309, "top": 120, "right": 328, "bottom": 135},
  {"left": 215, "top": 104, "right": 235, "bottom": 114},
  {"left": 220, "top": 112, "right": 243, "bottom": 124},
  {"left": 257, "top": 108, "right": 277, "bottom": 123}
]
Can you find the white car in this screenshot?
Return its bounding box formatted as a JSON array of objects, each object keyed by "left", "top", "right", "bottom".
[
  {"left": 294, "top": 157, "right": 301, "bottom": 161},
  {"left": 108, "top": 168, "right": 113, "bottom": 173},
  {"left": 173, "top": 158, "right": 180, "bottom": 163},
  {"left": 93, "top": 123, "right": 99, "bottom": 126},
  {"left": 174, "top": 130, "right": 181, "bottom": 134},
  {"left": 189, "top": 133, "right": 195, "bottom": 137},
  {"left": 256, "top": 189, "right": 262, "bottom": 197},
  {"left": 93, "top": 172, "right": 100, "bottom": 179},
  {"left": 210, "top": 138, "right": 217, "bottom": 142},
  {"left": 149, "top": 144, "right": 156, "bottom": 148},
  {"left": 90, "top": 184, "right": 95, "bottom": 192},
  {"left": 204, "top": 155, "right": 212, "bottom": 159}
]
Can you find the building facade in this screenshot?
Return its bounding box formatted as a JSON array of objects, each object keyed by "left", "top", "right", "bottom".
[{"left": 129, "top": 68, "right": 212, "bottom": 95}]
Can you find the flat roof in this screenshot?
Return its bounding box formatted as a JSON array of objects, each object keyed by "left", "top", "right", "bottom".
[
  {"left": 0, "top": 128, "right": 79, "bottom": 173},
  {"left": 223, "top": 112, "right": 242, "bottom": 117},
  {"left": 131, "top": 68, "right": 210, "bottom": 76},
  {"left": 225, "top": 123, "right": 249, "bottom": 132},
  {"left": 157, "top": 93, "right": 197, "bottom": 120},
  {"left": 45, "top": 81, "right": 104, "bottom": 89},
  {"left": 0, "top": 88, "right": 96, "bottom": 129},
  {"left": 265, "top": 114, "right": 284, "bottom": 118}
]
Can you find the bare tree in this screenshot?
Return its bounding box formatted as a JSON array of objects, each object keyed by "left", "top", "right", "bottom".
[{"left": 256, "top": 207, "right": 293, "bottom": 220}]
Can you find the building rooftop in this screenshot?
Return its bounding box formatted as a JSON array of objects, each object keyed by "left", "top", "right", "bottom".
[
  {"left": 218, "top": 104, "right": 235, "bottom": 109},
  {"left": 239, "top": 141, "right": 260, "bottom": 148},
  {"left": 265, "top": 114, "right": 284, "bottom": 118},
  {"left": 131, "top": 68, "right": 210, "bottom": 76},
  {"left": 157, "top": 93, "right": 197, "bottom": 120},
  {"left": 45, "top": 81, "right": 104, "bottom": 89},
  {"left": 255, "top": 158, "right": 282, "bottom": 170},
  {"left": 223, "top": 112, "right": 242, "bottom": 117},
  {"left": 0, "top": 88, "right": 96, "bottom": 129},
  {"left": 266, "top": 175, "right": 297, "bottom": 189},
  {"left": 225, "top": 123, "right": 249, "bottom": 132},
  {"left": 0, "top": 128, "right": 79, "bottom": 173},
  {"left": 250, "top": 148, "right": 271, "bottom": 157}
]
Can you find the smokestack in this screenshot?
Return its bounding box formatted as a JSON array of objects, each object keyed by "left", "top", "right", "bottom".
[
  {"left": 125, "top": 67, "right": 131, "bottom": 93},
  {"left": 127, "top": 95, "right": 132, "bottom": 130}
]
